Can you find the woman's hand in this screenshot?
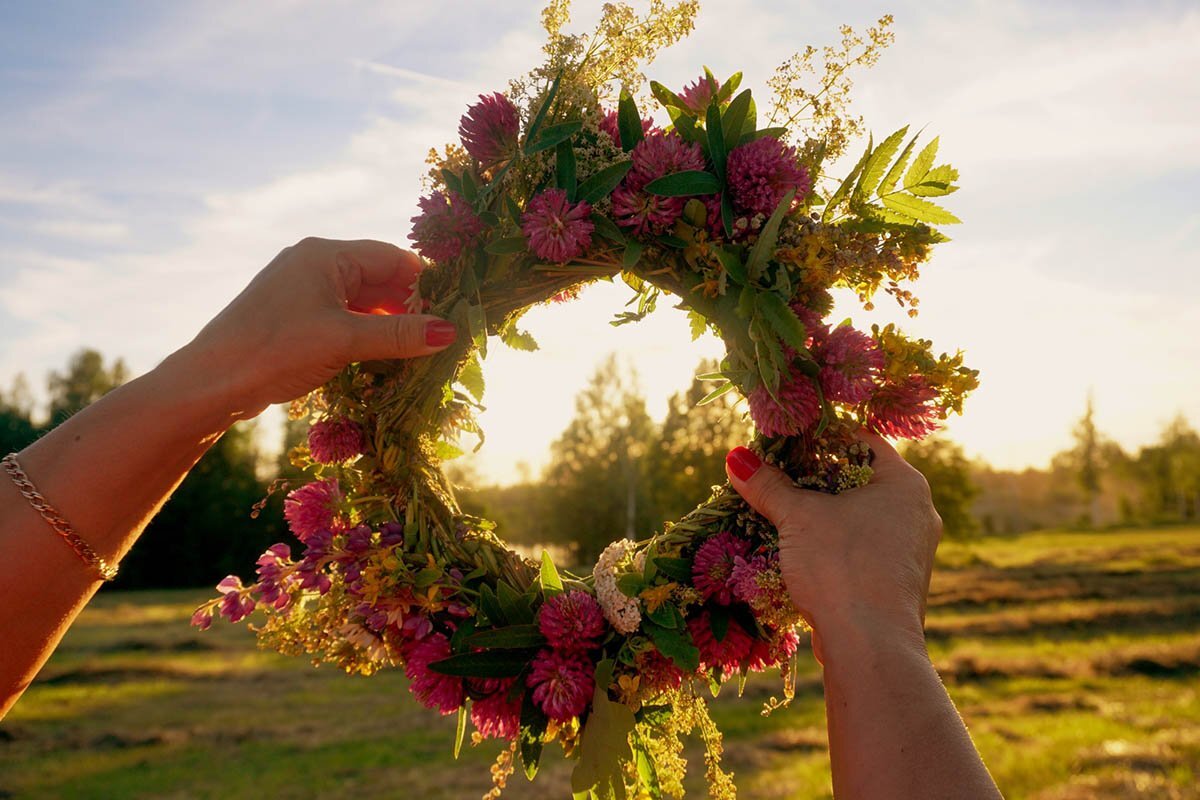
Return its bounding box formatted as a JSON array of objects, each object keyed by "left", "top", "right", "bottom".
[
  {"left": 181, "top": 237, "right": 457, "bottom": 420},
  {"left": 725, "top": 431, "right": 941, "bottom": 655}
]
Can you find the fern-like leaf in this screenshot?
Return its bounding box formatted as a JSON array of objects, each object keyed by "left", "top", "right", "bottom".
[{"left": 880, "top": 193, "right": 961, "bottom": 225}]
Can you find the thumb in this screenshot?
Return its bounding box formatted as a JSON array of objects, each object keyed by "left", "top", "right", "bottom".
[
  {"left": 725, "top": 446, "right": 816, "bottom": 530},
  {"left": 342, "top": 312, "right": 458, "bottom": 361}
]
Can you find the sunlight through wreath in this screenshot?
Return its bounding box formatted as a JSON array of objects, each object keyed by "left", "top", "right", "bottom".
[{"left": 195, "top": 4, "right": 977, "bottom": 797}]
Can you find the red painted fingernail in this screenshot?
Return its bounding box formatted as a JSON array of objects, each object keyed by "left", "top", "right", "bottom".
[
  {"left": 424, "top": 320, "right": 457, "bottom": 347},
  {"left": 726, "top": 447, "right": 761, "bottom": 481}
]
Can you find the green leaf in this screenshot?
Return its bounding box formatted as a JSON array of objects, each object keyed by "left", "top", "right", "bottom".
[
  {"left": 687, "top": 308, "right": 707, "bottom": 341},
  {"left": 908, "top": 164, "right": 960, "bottom": 196},
  {"left": 526, "top": 120, "right": 583, "bottom": 155},
  {"left": 577, "top": 160, "right": 633, "bottom": 204},
  {"left": 710, "top": 605, "right": 730, "bottom": 642},
  {"left": 705, "top": 102, "right": 727, "bottom": 181},
  {"left": 644, "top": 621, "right": 701, "bottom": 672},
  {"left": 739, "top": 126, "right": 786, "bottom": 145},
  {"left": 500, "top": 325, "right": 539, "bottom": 351},
  {"left": 718, "top": 71, "right": 742, "bottom": 100},
  {"left": 504, "top": 195, "right": 523, "bottom": 223},
  {"left": 697, "top": 381, "right": 734, "bottom": 406},
  {"left": 653, "top": 557, "right": 693, "bottom": 582},
  {"left": 649, "top": 80, "right": 687, "bottom": 111},
  {"left": 755, "top": 292, "right": 808, "bottom": 353},
  {"left": 478, "top": 583, "right": 505, "bottom": 626},
  {"left": 458, "top": 355, "right": 485, "bottom": 403},
  {"left": 485, "top": 236, "right": 527, "bottom": 255},
  {"left": 466, "top": 624, "right": 547, "bottom": 649},
  {"left": 617, "top": 90, "right": 644, "bottom": 151},
  {"left": 721, "top": 89, "right": 753, "bottom": 151},
  {"left": 854, "top": 125, "right": 908, "bottom": 204},
  {"left": 622, "top": 240, "right": 643, "bottom": 268},
  {"left": 721, "top": 191, "right": 735, "bottom": 238},
  {"left": 644, "top": 170, "right": 720, "bottom": 197},
  {"left": 616, "top": 573, "right": 646, "bottom": 598},
  {"left": 571, "top": 660, "right": 636, "bottom": 798},
  {"left": 519, "top": 695, "right": 548, "bottom": 781},
  {"left": 497, "top": 579, "right": 535, "bottom": 624},
  {"left": 428, "top": 649, "right": 534, "bottom": 677},
  {"left": 823, "top": 136, "right": 872, "bottom": 222},
  {"left": 433, "top": 440, "right": 464, "bottom": 461},
  {"left": 715, "top": 246, "right": 747, "bottom": 284},
  {"left": 590, "top": 212, "right": 626, "bottom": 244},
  {"left": 440, "top": 168, "right": 464, "bottom": 197},
  {"left": 745, "top": 187, "right": 796, "bottom": 280},
  {"left": 460, "top": 170, "right": 479, "bottom": 203},
  {"left": 524, "top": 71, "right": 561, "bottom": 146},
  {"left": 540, "top": 550, "right": 563, "bottom": 594},
  {"left": 633, "top": 734, "right": 662, "bottom": 800},
  {"left": 454, "top": 706, "right": 467, "bottom": 759},
  {"left": 904, "top": 136, "right": 940, "bottom": 189},
  {"left": 878, "top": 129, "right": 920, "bottom": 196},
  {"left": 467, "top": 303, "right": 487, "bottom": 357},
  {"left": 881, "top": 193, "right": 962, "bottom": 224},
  {"left": 556, "top": 140, "right": 577, "bottom": 200}
]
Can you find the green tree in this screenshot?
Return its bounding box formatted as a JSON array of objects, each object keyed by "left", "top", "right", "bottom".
[
  {"left": 899, "top": 436, "right": 980, "bottom": 539},
  {"left": 647, "top": 359, "right": 753, "bottom": 522},
  {"left": 0, "top": 373, "right": 39, "bottom": 454},
  {"left": 1135, "top": 415, "right": 1200, "bottom": 523},
  {"left": 46, "top": 348, "right": 128, "bottom": 425},
  {"left": 117, "top": 420, "right": 279, "bottom": 588},
  {"left": 543, "top": 355, "right": 656, "bottom": 564}
]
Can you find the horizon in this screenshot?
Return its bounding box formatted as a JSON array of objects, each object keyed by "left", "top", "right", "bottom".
[{"left": 2, "top": 0, "right": 1198, "bottom": 484}]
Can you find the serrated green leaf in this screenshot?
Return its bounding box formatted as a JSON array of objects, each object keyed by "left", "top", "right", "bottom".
[
  {"left": 879, "top": 130, "right": 920, "bottom": 196},
  {"left": 466, "top": 624, "right": 547, "bottom": 649},
  {"left": 428, "top": 649, "right": 534, "bottom": 677},
  {"left": 687, "top": 308, "right": 707, "bottom": 341},
  {"left": 526, "top": 120, "right": 582, "bottom": 155},
  {"left": 644, "top": 621, "right": 700, "bottom": 672},
  {"left": 706, "top": 102, "right": 726, "bottom": 181},
  {"left": 881, "top": 193, "right": 961, "bottom": 224},
  {"left": 617, "top": 90, "right": 643, "bottom": 151},
  {"left": 466, "top": 303, "right": 487, "bottom": 357},
  {"left": 908, "top": 164, "right": 960, "bottom": 196},
  {"left": 755, "top": 292, "right": 808, "bottom": 353},
  {"left": 556, "top": 140, "right": 577, "bottom": 200},
  {"left": 500, "top": 325, "right": 538, "bottom": 352},
  {"left": 904, "top": 136, "right": 940, "bottom": 189},
  {"left": 644, "top": 170, "right": 720, "bottom": 196},
  {"left": 458, "top": 355, "right": 485, "bottom": 402},
  {"left": 577, "top": 160, "right": 633, "bottom": 204},
  {"left": 722, "top": 89, "right": 752, "bottom": 150},
  {"left": 653, "top": 557, "right": 693, "bottom": 582},
  {"left": 823, "top": 136, "right": 872, "bottom": 222},
  {"left": 433, "top": 439, "right": 463, "bottom": 461},
  {"left": 745, "top": 187, "right": 795, "bottom": 279},
  {"left": 485, "top": 235, "right": 527, "bottom": 255},
  {"left": 854, "top": 125, "right": 908, "bottom": 203},
  {"left": 540, "top": 550, "right": 563, "bottom": 594}
]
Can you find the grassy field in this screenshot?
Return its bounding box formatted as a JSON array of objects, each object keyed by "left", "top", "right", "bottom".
[{"left": 3, "top": 527, "right": 1199, "bottom": 799}]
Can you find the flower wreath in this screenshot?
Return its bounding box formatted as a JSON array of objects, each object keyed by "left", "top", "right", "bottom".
[{"left": 195, "top": 4, "right": 977, "bottom": 798}]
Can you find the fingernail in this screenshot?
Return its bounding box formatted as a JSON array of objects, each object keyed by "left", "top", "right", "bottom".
[
  {"left": 424, "top": 320, "right": 457, "bottom": 347},
  {"left": 726, "top": 447, "right": 761, "bottom": 482}
]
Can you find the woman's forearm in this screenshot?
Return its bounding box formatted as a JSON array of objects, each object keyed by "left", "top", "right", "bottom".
[
  {"left": 819, "top": 612, "right": 1002, "bottom": 800},
  {"left": 0, "top": 342, "right": 239, "bottom": 716}
]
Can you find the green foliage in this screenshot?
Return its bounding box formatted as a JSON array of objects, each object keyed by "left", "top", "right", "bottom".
[
  {"left": 643, "top": 170, "right": 721, "bottom": 196},
  {"left": 899, "top": 436, "right": 980, "bottom": 540},
  {"left": 571, "top": 661, "right": 636, "bottom": 799},
  {"left": 46, "top": 348, "right": 128, "bottom": 425},
  {"left": 827, "top": 127, "right": 962, "bottom": 229}
]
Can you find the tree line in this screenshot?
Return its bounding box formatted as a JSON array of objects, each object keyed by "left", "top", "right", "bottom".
[{"left": 3, "top": 349, "right": 1197, "bottom": 588}]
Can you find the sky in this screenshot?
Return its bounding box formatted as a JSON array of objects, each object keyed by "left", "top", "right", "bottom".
[{"left": 1, "top": 0, "right": 1198, "bottom": 485}]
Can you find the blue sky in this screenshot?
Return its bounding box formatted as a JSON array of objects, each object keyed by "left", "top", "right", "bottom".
[{"left": 1, "top": 0, "right": 1198, "bottom": 482}]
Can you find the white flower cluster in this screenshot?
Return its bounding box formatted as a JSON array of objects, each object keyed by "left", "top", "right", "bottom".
[{"left": 593, "top": 538, "right": 642, "bottom": 634}]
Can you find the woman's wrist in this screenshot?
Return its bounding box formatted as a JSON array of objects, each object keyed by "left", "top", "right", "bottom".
[
  {"left": 811, "top": 603, "right": 928, "bottom": 670},
  {"left": 152, "top": 340, "right": 256, "bottom": 432}
]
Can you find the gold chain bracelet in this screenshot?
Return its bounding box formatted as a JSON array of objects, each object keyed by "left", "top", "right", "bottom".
[{"left": 2, "top": 453, "right": 118, "bottom": 582}]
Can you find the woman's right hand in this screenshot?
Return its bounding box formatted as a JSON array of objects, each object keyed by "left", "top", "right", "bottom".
[{"left": 724, "top": 431, "right": 942, "bottom": 656}]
